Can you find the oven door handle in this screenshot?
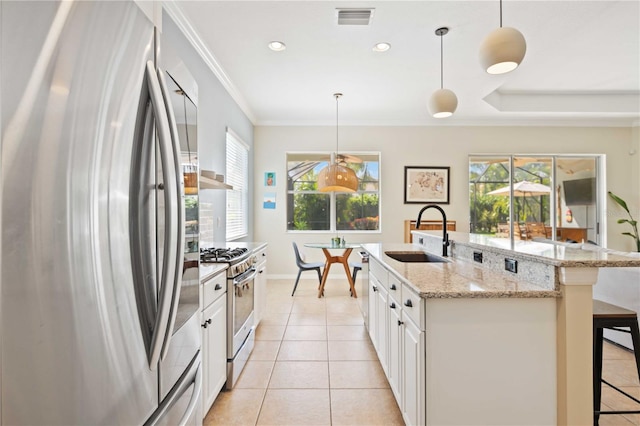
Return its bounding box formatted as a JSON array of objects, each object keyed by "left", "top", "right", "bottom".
[{"left": 233, "top": 267, "right": 257, "bottom": 287}]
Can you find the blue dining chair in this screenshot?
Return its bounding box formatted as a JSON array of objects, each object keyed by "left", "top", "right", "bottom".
[{"left": 291, "top": 242, "right": 324, "bottom": 296}]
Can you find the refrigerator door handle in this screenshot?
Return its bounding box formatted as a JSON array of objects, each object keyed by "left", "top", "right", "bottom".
[
  {"left": 156, "top": 67, "right": 186, "bottom": 360},
  {"left": 144, "top": 60, "right": 179, "bottom": 369},
  {"left": 178, "top": 356, "right": 202, "bottom": 426},
  {"left": 144, "top": 352, "right": 202, "bottom": 426}
]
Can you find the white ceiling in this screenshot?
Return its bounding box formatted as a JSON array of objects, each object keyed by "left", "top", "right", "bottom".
[{"left": 165, "top": 1, "right": 640, "bottom": 127}]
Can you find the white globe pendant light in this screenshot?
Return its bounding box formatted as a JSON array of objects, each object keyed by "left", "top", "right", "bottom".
[
  {"left": 480, "top": 0, "right": 526, "bottom": 74},
  {"left": 428, "top": 27, "right": 458, "bottom": 118}
]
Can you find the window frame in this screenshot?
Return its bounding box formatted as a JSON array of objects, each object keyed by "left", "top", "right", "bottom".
[{"left": 286, "top": 151, "right": 382, "bottom": 234}]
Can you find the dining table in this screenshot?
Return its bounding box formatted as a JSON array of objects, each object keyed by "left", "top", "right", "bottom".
[{"left": 304, "top": 242, "right": 360, "bottom": 298}]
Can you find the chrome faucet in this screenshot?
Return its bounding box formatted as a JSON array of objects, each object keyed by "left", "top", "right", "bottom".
[{"left": 415, "top": 204, "right": 450, "bottom": 257}]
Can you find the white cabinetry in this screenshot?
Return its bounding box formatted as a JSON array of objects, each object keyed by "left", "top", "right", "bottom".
[
  {"left": 367, "top": 258, "right": 388, "bottom": 367},
  {"left": 201, "top": 271, "right": 227, "bottom": 417},
  {"left": 402, "top": 309, "right": 425, "bottom": 426},
  {"left": 375, "top": 281, "right": 389, "bottom": 373},
  {"left": 366, "top": 259, "right": 426, "bottom": 426},
  {"left": 364, "top": 253, "right": 556, "bottom": 425},
  {"left": 387, "top": 291, "right": 402, "bottom": 401},
  {"left": 253, "top": 245, "right": 268, "bottom": 326}
]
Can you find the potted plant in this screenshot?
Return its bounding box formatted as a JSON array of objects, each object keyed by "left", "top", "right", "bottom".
[{"left": 608, "top": 191, "right": 640, "bottom": 252}]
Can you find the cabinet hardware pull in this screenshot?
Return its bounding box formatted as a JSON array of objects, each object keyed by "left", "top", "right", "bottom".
[
  {"left": 389, "top": 302, "right": 396, "bottom": 309},
  {"left": 390, "top": 284, "right": 396, "bottom": 290},
  {"left": 202, "top": 318, "right": 212, "bottom": 328},
  {"left": 398, "top": 320, "right": 404, "bottom": 326},
  {"left": 404, "top": 299, "right": 413, "bottom": 307},
  {"left": 372, "top": 285, "right": 378, "bottom": 292},
  {"left": 214, "top": 284, "right": 222, "bottom": 290}
]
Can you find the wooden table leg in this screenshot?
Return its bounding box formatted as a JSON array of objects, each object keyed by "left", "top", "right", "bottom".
[
  {"left": 317, "top": 251, "right": 332, "bottom": 298},
  {"left": 317, "top": 248, "right": 357, "bottom": 298}
]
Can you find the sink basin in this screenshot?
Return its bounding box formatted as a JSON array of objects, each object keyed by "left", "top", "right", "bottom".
[{"left": 384, "top": 251, "right": 450, "bottom": 263}]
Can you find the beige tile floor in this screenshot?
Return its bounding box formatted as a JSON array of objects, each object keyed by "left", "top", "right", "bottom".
[
  {"left": 204, "top": 278, "right": 403, "bottom": 426},
  {"left": 204, "top": 278, "right": 640, "bottom": 426}
]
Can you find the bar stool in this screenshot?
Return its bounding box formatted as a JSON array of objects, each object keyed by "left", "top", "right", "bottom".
[
  {"left": 593, "top": 299, "right": 640, "bottom": 425},
  {"left": 350, "top": 262, "right": 362, "bottom": 283}
]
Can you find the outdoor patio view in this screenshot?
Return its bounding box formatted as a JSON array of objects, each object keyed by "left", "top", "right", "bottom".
[
  {"left": 286, "top": 153, "right": 380, "bottom": 232},
  {"left": 469, "top": 155, "right": 600, "bottom": 243}
]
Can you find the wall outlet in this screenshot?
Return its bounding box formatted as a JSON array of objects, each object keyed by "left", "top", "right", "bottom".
[
  {"left": 473, "top": 251, "right": 483, "bottom": 263},
  {"left": 505, "top": 258, "right": 518, "bottom": 273}
]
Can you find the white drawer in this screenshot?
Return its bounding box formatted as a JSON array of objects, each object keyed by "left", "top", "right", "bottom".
[
  {"left": 203, "top": 271, "right": 226, "bottom": 308},
  {"left": 401, "top": 282, "right": 424, "bottom": 330},
  {"left": 370, "top": 258, "right": 389, "bottom": 289},
  {"left": 254, "top": 246, "right": 267, "bottom": 266},
  {"left": 387, "top": 273, "right": 401, "bottom": 303}
]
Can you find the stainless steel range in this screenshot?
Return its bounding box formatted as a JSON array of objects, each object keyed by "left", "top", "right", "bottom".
[{"left": 201, "top": 247, "right": 256, "bottom": 389}]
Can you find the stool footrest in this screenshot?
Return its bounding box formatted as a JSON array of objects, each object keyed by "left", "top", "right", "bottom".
[
  {"left": 602, "top": 378, "right": 640, "bottom": 406},
  {"left": 596, "top": 410, "right": 640, "bottom": 415}
]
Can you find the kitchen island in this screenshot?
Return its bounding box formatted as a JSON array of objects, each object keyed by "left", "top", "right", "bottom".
[{"left": 360, "top": 231, "right": 640, "bottom": 426}]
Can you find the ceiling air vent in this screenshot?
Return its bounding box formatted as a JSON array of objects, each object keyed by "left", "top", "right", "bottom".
[{"left": 336, "top": 8, "right": 375, "bottom": 26}]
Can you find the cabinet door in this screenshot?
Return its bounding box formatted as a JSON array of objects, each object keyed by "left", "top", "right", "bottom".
[
  {"left": 375, "top": 284, "right": 389, "bottom": 374},
  {"left": 387, "top": 297, "right": 402, "bottom": 401},
  {"left": 254, "top": 259, "right": 267, "bottom": 326},
  {"left": 202, "top": 295, "right": 226, "bottom": 416},
  {"left": 402, "top": 315, "right": 425, "bottom": 426},
  {"left": 368, "top": 275, "right": 380, "bottom": 348}
]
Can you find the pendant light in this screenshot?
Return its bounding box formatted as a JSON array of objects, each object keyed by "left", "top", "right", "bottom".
[
  {"left": 317, "top": 93, "right": 358, "bottom": 193},
  {"left": 428, "top": 27, "right": 458, "bottom": 118},
  {"left": 479, "top": 0, "right": 526, "bottom": 74}
]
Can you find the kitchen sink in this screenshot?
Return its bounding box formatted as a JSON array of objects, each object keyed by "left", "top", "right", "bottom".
[{"left": 384, "top": 251, "right": 450, "bottom": 263}]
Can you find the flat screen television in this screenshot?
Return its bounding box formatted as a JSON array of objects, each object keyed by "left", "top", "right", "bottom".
[{"left": 563, "top": 177, "right": 596, "bottom": 206}]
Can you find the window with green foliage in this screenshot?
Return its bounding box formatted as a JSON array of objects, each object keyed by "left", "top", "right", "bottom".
[
  {"left": 287, "top": 152, "right": 380, "bottom": 232},
  {"left": 469, "top": 155, "right": 602, "bottom": 244}
]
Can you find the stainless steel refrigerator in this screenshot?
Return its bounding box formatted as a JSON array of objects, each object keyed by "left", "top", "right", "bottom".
[{"left": 1, "top": 1, "right": 202, "bottom": 424}]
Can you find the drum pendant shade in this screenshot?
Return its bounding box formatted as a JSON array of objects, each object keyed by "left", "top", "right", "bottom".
[
  {"left": 318, "top": 163, "right": 358, "bottom": 192},
  {"left": 318, "top": 93, "right": 358, "bottom": 193}
]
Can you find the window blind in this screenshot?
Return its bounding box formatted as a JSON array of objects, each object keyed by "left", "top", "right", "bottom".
[{"left": 226, "top": 129, "right": 249, "bottom": 240}]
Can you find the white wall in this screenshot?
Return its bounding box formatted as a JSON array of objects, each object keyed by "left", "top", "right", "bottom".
[{"left": 254, "top": 125, "right": 637, "bottom": 276}]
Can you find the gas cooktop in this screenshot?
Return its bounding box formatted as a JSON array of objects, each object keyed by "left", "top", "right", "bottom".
[{"left": 200, "top": 247, "right": 249, "bottom": 263}]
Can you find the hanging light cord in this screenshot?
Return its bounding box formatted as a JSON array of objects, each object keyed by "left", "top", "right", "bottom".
[
  {"left": 440, "top": 33, "right": 444, "bottom": 89},
  {"left": 499, "top": 0, "right": 503, "bottom": 27},
  {"left": 336, "top": 94, "right": 339, "bottom": 158},
  {"left": 334, "top": 93, "right": 342, "bottom": 163}
]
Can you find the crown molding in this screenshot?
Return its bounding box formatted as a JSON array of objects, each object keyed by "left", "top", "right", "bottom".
[
  {"left": 256, "top": 117, "right": 638, "bottom": 128},
  {"left": 162, "top": 1, "right": 256, "bottom": 124}
]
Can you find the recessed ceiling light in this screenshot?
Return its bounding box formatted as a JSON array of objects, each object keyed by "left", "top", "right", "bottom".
[
  {"left": 373, "top": 42, "right": 391, "bottom": 52},
  {"left": 268, "top": 41, "right": 286, "bottom": 51}
]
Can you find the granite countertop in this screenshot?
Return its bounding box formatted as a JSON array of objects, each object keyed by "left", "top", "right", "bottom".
[
  {"left": 425, "top": 231, "right": 640, "bottom": 267},
  {"left": 361, "top": 243, "right": 560, "bottom": 299}
]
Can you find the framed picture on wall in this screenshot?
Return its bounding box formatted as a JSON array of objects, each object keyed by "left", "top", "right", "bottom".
[
  {"left": 265, "top": 172, "right": 276, "bottom": 187},
  {"left": 404, "top": 166, "right": 450, "bottom": 204}
]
